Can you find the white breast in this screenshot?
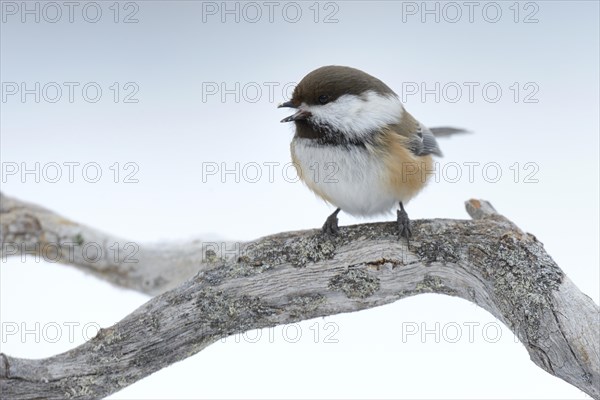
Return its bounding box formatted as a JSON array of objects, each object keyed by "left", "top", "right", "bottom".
[{"left": 291, "top": 138, "right": 399, "bottom": 217}]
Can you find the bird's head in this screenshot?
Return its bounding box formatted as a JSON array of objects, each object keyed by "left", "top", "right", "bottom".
[{"left": 279, "top": 65, "right": 404, "bottom": 143}]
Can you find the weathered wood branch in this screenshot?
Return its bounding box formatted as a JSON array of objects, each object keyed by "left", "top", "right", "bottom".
[
  {"left": 0, "top": 192, "right": 234, "bottom": 295},
  {"left": 0, "top": 196, "right": 598, "bottom": 399}
]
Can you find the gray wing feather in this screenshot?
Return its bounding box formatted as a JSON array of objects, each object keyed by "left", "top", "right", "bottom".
[
  {"left": 420, "top": 126, "right": 443, "bottom": 156},
  {"left": 407, "top": 123, "right": 442, "bottom": 157},
  {"left": 389, "top": 111, "right": 444, "bottom": 157},
  {"left": 429, "top": 126, "right": 469, "bottom": 137}
]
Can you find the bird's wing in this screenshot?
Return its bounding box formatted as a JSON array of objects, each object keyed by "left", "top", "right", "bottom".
[
  {"left": 387, "top": 110, "right": 442, "bottom": 157},
  {"left": 429, "top": 126, "right": 469, "bottom": 137}
]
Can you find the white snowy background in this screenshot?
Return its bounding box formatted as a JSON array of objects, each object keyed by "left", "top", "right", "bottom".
[{"left": 1, "top": 1, "right": 598, "bottom": 399}]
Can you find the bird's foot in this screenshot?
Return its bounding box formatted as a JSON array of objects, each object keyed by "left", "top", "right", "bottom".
[
  {"left": 322, "top": 208, "right": 341, "bottom": 235},
  {"left": 397, "top": 204, "right": 412, "bottom": 244}
]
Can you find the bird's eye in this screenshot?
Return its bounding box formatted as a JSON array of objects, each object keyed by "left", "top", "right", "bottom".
[{"left": 318, "top": 95, "right": 329, "bottom": 104}]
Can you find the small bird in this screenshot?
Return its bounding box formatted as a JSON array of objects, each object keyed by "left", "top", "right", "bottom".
[{"left": 279, "top": 65, "right": 463, "bottom": 240}]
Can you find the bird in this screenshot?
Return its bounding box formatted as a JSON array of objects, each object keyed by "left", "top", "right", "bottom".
[{"left": 278, "top": 65, "right": 464, "bottom": 241}]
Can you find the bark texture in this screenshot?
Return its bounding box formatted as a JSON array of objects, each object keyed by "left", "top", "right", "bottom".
[{"left": 1, "top": 195, "right": 598, "bottom": 399}]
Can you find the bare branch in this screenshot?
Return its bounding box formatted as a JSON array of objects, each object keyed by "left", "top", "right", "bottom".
[
  {"left": 0, "top": 196, "right": 598, "bottom": 399},
  {"left": 0, "top": 192, "right": 235, "bottom": 295}
]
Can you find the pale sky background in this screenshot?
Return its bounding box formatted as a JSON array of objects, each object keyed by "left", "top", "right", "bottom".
[{"left": 1, "top": 1, "right": 599, "bottom": 399}]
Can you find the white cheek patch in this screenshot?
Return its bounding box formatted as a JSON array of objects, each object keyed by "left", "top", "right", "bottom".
[{"left": 302, "top": 91, "right": 404, "bottom": 140}]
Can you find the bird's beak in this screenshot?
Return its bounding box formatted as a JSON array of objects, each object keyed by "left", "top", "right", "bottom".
[
  {"left": 278, "top": 101, "right": 295, "bottom": 109},
  {"left": 278, "top": 101, "right": 311, "bottom": 123}
]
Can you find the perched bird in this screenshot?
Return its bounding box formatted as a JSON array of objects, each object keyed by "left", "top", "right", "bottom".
[{"left": 279, "top": 65, "right": 463, "bottom": 240}]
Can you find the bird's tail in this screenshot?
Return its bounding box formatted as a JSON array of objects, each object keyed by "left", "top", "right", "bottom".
[{"left": 429, "top": 127, "right": 470, "bottom": 137}]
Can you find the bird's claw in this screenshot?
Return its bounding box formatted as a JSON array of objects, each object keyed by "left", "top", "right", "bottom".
[
  {"left": 322, "top": 213, "right": 339, "bottom": 236},
  {"left": 397, "top": 208, "right": 412, "bottom": 244}
]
